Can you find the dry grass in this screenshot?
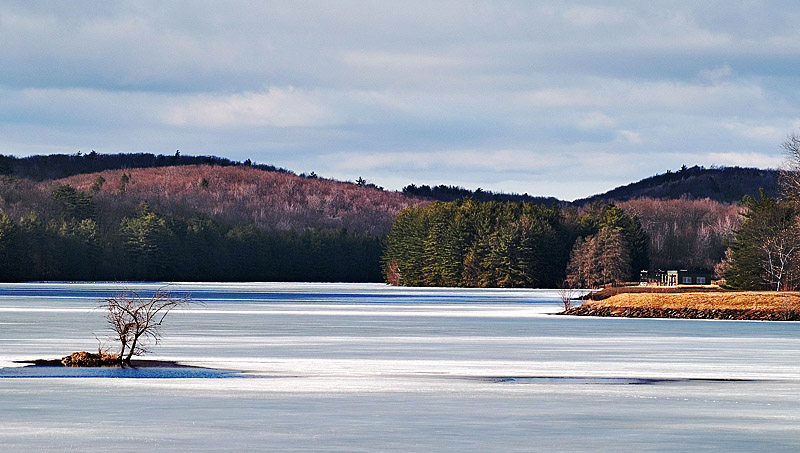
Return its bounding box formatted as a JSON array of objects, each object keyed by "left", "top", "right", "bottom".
[
  {"left": 591, "top": 292, "right": 800, "bottom": 312},
  {"left": 586, "top": 285, "right": 727, "bottom": 300}
]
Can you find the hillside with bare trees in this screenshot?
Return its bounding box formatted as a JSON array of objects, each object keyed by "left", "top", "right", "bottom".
[
  {"left": 617, "top": 198, "right": 742, "bottom": 272},
  {"left": 56, "top": 165, "right": 423, "bottom": 236}
]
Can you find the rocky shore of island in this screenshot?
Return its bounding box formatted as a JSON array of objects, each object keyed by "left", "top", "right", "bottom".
[{"left": 561, "top": 303, "right": 800, "bottom": 320}]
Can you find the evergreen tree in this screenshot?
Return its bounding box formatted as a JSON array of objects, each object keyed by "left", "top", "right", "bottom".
[
  {"left": 0, "top": 213, "right": 19, "bottom": 281},
  {"left": 119, "top": 203, "right": 177, "bottom": 280},
  {"left": 52, "top": 184, "right": 95, "bottom": 220}
]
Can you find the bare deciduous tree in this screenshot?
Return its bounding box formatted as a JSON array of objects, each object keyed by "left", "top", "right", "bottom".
[
  {"left": 758, "top": 220, "right": 800, "bottom": 291},
  {"left": 781, "top": 133, "right": 800, "bottom": 203},
  {"left": 558, "top": 281, "right": 575, "bottom": 311},
  {"left": 104, "top": 288, "right": 190, "bottom": 365},
  {"left": 598, "top": 227, "right": 631, "bottom": 287},
  {"left": 566, "top": 226, "right": 632, "bottom": 288}
]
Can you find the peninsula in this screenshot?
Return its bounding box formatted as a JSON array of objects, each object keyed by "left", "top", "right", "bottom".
[{"left": 561, "top": 287, "right": 800, "bottom": 321}]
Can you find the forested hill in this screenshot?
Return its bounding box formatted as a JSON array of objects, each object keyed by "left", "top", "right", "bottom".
[
  {"left": 574, "top": 166, "right": 779, "bottom": 205},
  {"left": 0, "top": 151, "right": 288, "bottom": 181},
  {"left": 0, "top": 165, "right": 424, "bottom": 282}
]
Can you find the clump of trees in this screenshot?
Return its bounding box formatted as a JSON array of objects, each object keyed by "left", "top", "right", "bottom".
[
  {"left": 722, "top": 133, "right": 800, "bottom": 291},
  {"left": 566, "top": 226, "right": 631, "bottom": 288},
  {"left": 564, "top": 203, "right": 649, "bottom": 288},
  {"left": 722, "top": 193, "right": 800, "bottom": 290},
  {"left": 382, "top": 199, "right": 648, "bottom": 288}
]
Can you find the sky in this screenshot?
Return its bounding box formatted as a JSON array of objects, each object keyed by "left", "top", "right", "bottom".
[{"left": 1, "top": 1, "right": 799, "bottom": 200}]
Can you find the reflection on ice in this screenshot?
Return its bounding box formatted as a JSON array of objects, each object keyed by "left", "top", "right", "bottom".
[{"left": 0, "top": 365, "right": 239, "bottom": 379}]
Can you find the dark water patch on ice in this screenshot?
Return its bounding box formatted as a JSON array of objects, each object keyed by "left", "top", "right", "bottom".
[
  {"left": 476, "top": 376, "right": 756, "bottom": 385},
  {"left": 0, "top": 363, "right": 239, "bottom": 378}
]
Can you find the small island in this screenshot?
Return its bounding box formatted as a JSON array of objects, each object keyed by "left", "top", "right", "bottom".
[{"left": 18, "top": 287, "right": 192, "bottom": 368}]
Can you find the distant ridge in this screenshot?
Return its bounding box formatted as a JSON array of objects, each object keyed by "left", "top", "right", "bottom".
[
  {"left": 401, "top": 184, "right": 562, "bottom": 206},
  {"left": 0, "top": 151, "right": 289, "bottom": 181},
  {"left": 402, "top": 166, "right": 779, "bottom": 206},
  {"left": 0, "top": 152, "right": 780, "bottom": 205},
  {"left": 573, "top": 166, "right": 780, "bottom": 205}
]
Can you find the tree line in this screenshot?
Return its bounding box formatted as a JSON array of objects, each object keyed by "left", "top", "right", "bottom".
[
  {"left": 0, "top": 182, "right": 382, "bottom": 282},
  {"left": 402, "top": 183, "right": 562, "bottom": 205},
  {"left": 382, "top": 199, "right": 648, "bottom": 288}
]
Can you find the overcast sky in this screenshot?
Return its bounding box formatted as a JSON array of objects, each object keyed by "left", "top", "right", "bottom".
[{"left": 1, "top": 1, "right": 799, "bottom": 200}]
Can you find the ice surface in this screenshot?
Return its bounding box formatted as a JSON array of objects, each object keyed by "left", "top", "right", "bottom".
[{"left": 1, "top": 282, "right": 799, "bottom": 451}]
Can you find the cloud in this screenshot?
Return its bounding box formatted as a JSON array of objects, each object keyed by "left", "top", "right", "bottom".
[
  {"left": 343, "top": 51, "right": 466, "bottom": 71},
  {"left": 704, "top": 152, "right": 784, "bottom": 169},
  {"left": 723, "top": 121, "right": 786, "bottom": 143},
  {"left": 320, "top": 146, "right": 636, "bottom": 177},
  {"left": 162, "top": 88, "right": 338, "bottom": 128},
  {"left": 698, "top": 64, "right": 734, "bottom": 83},
  {"left": 578, "top": 111, "right": 616, "bottom": 129},
  {"left": 324, "top": 149, "right": 564, "bottom": 173},
  {"left": 562, "top": 6, "right": 628, "bottom": 27},
  {"left": 617, "top": 130, "right": 643, "bottom": 145}
]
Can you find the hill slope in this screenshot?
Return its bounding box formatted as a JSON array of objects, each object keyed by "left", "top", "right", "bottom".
[{"left": 56, "top": 165, "right": 423, "bottom": 237}]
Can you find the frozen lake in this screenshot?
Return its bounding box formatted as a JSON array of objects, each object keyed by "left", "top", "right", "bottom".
[{"left": 1, "top": 282, "right": 799, "bottom": 451}]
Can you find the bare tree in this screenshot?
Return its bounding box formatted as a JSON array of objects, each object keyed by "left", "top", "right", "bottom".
[
  {"left": 758, "top": 220, "right": 800, "bottom": 291},
  {"left": 558, "top": 281, "right": 575, "bottom": 311},
  {"left": 566, "top": 236, "right": 600, "bottom": 288},
  {"left": 104, "top": 288, "right": 191, "bottom": 365},
  {"left": 567, "top": 227, "right": 632, "bottom": 289},
  {"left": 781, "top": 133, "right": 800, "bottom": 203}
]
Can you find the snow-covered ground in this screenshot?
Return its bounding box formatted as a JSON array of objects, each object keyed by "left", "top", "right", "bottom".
[{"left": 1, "top": 282, "right": 799, "bottom": 451}]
